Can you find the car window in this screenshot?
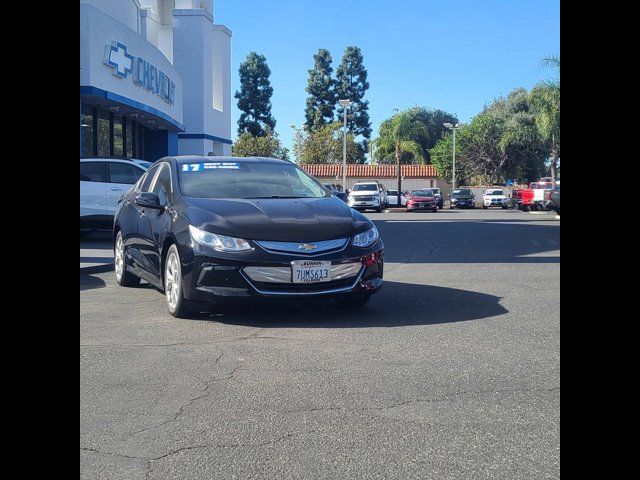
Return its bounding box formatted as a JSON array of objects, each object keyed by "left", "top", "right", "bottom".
[
  {"left": 80, "top": 162, "right": 106, "bottom": 182},
  {"left": 150, "top": 163, "right": 172, "bottom": 206},
  {"left": 140, "top": 165, "right": 161, "bottom": 192},
  {"left": 352, "top": 184, "right": 378, "bottom": 191},
  {"left": 108, "top": 162, "right": 144, "bottom": 185}
]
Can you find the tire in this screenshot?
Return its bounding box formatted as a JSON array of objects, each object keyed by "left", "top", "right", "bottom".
[
  {"left": 482, "top": 205, "right": 487, "bottom": 209},
  {"left": 432, "top": 207, "right": 437, "bottom": 213},
  {"left": 164, "top": 244, "right": 192, "bottom": 318},
  {"left": 375, "top": 206, "right": 382, "bottom": 213},
  {"left": 335, "top": 293, "right": 372, "bottom": 308},
  {"left": 114, "top": 231, "right": 141, "bottom": 287},
  {"left": 449, "top": 205, "right": 453, "bottom": 209}
]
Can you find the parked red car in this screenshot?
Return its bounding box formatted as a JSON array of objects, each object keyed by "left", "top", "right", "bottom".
[{"left": 406, "top": 189, "right": 438, "bottom": 212}]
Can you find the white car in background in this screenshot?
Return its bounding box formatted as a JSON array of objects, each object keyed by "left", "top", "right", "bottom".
[
  {"left": 348, "top": 181, "right": 388, "bottom": 212},
  {"left": 80, "top": 158, "right": 148, "bottom": 235},
  {"left": 387, "top": 189, "right": 408, "bottom": 206},
  {"left": 482, "top": 188, "right": 509, "bottom": 209}
]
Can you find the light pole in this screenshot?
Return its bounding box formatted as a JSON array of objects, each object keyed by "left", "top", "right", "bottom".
[
  {"left": 444, "top": 123, "right": 460, "bottom": 189},
  {"left": 338, "top": 99, "right": 351, "bottom": 191},
  {"left": 290, "top": 124, "right": 304, "bottom": 163}
]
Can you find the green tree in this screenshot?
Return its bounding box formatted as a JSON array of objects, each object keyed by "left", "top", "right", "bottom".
[
  {"left": 231, "top": 129, "right": 289, "bottom": 160},
  {"left": 299, "top": 122, "right": 361, "bottom": 164},
  {"left": 430, "top": 88, "right": 546, "bottom": 185},
  {"left": 376, "top": 110, "right": 428, "bottom": 194},
  {"left": 235, "top": 52, "right": 276, "bottom": 136},
  {"left": 530, "top": 55, "right": 560, "bottom": 182},
  {"left": 304, "top": 49, "right": 336, "bottom": 130},
  {"left": 373, "top": 106, "right": 458, "bottom": 164},
  {"left": 335, "top": 46, "right": 371, "bottom": 159}
]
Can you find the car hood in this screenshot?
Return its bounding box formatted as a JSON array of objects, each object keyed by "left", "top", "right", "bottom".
[
  {"left": 350, "top": 190, "right": 378, "bottom": 195},
  {"left": 184, "top": 196, "right": 371, "bottom": 242}
]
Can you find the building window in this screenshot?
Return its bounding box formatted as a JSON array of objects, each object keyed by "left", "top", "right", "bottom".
[
  {"left": 81, "top": 104, "right": 94, "bottom": 157},
  {"left": 97, "top": 109, "right": 110, "bottom": 157},
  {"left": 125, "top": 118, "right": 133, "bottom": 157},
  {"left": 113, "top": 114, "right": 124, "bottom": 157}
]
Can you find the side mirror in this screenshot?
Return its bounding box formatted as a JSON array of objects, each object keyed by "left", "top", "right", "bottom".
[{"left": 135, "top": 192, "right": 163, "bottom": 210}]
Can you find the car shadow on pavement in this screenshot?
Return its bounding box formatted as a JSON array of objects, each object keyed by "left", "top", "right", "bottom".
[
  {"left": 190, "top": 280, "right": 508, "bottom": 328},
  {"left": 80, "top": 274, "right": 107, "bottom": 291}
]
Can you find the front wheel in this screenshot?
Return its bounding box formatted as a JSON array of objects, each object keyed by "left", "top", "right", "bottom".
[
  {"left": 482, "top": 205, "right": 487, "bottom": 209},
  {"left": 114, "top": 231, "right": 140, "bottom": 287},
  {"left": 432, "top": 207, "right": 437, "bottom": 213},
  {"left": 334, "top": 293, "right": 372, "bottom": 308},
  {"left": 164, "top": 244, "right": 191, "bottom": 318}
]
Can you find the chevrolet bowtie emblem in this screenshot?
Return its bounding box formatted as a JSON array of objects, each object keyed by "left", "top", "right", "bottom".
[{"left": 298, "top": 243, "right": 317, "bottom": 251}]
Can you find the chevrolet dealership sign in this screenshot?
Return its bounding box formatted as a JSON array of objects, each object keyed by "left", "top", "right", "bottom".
[{"left": 103, "top": 41, "right": 176, "bottom": 105}]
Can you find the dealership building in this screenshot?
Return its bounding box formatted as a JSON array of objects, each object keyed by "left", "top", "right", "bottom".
[{"left": 80, "top": 0, "right": 232, "bottom": 161}]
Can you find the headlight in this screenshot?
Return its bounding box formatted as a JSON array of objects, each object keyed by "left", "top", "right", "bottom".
[
  {"left": 352, "top": 225, "right": 379, "bottom": 247},
  {"left": 188, "top": 225, "right": 253, "bottom": 252}
]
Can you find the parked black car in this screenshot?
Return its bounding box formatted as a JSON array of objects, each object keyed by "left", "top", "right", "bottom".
[
  {"left": 324, "top": 183, "right": 348, "bottom": 203},
  {"left": 449, "top": 188, "right": 475, "bottom": 209},
  {"left": 114, "top": 156, "right": 384, "bottom": 317}
]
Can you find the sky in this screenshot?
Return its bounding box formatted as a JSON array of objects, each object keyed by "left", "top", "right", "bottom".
[{"left": 215, "top": 0, "right": 560, "bottom": 158}]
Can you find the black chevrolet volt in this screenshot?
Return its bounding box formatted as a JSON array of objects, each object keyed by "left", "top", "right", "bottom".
[{"left": 113, "top": 156, "right": 384, "bottom": 317}]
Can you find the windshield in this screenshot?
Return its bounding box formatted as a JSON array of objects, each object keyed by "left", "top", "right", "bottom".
[
  {"left": 137, "top": 161, "right": 153, "bottom": 169},
  {"left": 486, "top": 190, "right": 504, "bottom": 195},
  {"left": 352, "top": 183, "right": 378, "bottom": 191},
  {"left": 178, "top": 161, "right": 331, "bottom": 199},
  {"left": 411, "top": 190, "right": 433, "bottom": 197},
  {"left": 453, "top": 189, "right": 472, "bottom": 196}
]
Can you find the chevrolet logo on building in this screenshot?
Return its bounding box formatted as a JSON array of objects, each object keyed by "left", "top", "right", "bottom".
[{"left": 298, "top": 243, "right": 317, "bottom": 251}]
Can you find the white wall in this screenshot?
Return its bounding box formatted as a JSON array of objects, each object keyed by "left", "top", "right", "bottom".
[{"left": 80, "top": 0, "right": 141, "bottom": 34}]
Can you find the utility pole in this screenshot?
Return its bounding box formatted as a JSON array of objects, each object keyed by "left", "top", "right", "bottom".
[
  {"left": 338, "top": 99, "right": 352, "bottom": 191},
  {"left": 444, "top": 123, "right": 460, "bottom": 190}
]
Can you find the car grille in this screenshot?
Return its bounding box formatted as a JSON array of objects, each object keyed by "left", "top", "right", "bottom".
[
  {"left": 250, "top": 277, "right": 356, "bottom": 293},
  {"left": 353, "top": 195, "right": 374, "bottom": 201}
]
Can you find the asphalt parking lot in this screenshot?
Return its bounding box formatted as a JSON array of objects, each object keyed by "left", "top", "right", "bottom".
[{"left": 80, "top": 208, "right": 560, "bottom": 479}]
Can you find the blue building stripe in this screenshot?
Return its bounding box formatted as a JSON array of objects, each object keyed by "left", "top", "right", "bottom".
[
  {"left": 178, "top": 133, "right": 233, "bottom": 145},
  {"left": 80, "top": 85, "right": 185, "bottom": 131}
]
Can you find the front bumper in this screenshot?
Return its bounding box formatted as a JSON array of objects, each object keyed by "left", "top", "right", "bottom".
[
  {"left": 451, "top": 199, "right": 474, "bottom": 208},
  {"left": 484, "top": 199, "right": 508, "bottom": 207},
  {"left": 180, "top": 239, "right": 384, "bottom": 303},
  {"left": 406, "top": 201, "right": 437, "bottom": 210}
]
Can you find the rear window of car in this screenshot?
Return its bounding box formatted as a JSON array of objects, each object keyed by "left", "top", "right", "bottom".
[
  {"left": 80, "top": 162, "right": 106, "bottom": 182},
  {"left": 108, "top": 162, "right": 145, "bottom": 185}
]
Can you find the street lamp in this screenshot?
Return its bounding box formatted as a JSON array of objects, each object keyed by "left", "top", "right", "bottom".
[
  {"left": 290, "top": 124, "right": 304, "bottom": 163},
  {"left": 338, "top": 99, "right": 351, "bottom": 192},
  {"left": 444, "top": 122, "right": 460, "bottom": 189}
]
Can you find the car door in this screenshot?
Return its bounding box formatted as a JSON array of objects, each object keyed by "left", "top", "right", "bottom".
[
  {"left": 106, "top": 161, "right": 146, "bottom": 216},
  {"left": 80, "top": 161, "right": 107, "bottom": 228},
  {"left": 137, "top": 162, "right": 174, "bottom": 282}
]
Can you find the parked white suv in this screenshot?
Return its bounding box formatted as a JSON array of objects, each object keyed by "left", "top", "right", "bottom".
[
  {"left": 80, "top": 158, "right": 148, "bottom": 235},
  {"left": 348, "top": 181, "right": 388, "bottom": 212},
  {"left": 482, "top": 188, "right": 509, "bottom": 209}
]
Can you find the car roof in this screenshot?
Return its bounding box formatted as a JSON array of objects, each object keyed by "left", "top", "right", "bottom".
[
  {"left": 80, "top": 157, "right": 145, "bottom": 166},
  {"left": 171, "top": 155, "right": 290, "bottom": 165}
]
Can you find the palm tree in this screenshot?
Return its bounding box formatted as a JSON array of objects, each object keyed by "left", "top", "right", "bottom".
[
  {"left": 376, "top": 110, "right": 428, "bottom": 198},
  {"left": 531, "top": 55, "right": 560, "bottom": 183}
]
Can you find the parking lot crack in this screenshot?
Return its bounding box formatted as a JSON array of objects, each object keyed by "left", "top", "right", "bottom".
[{"left": 124, "top": 349, "right": 240, "bottom": 440}]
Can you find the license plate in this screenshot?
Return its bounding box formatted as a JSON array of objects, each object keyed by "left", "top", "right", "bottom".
[
  {"left": 358, "top": 202, "right": 367, "bottom": 205},
  {"left": 292, "top": 260, "right": 331, "bottom": 283}
]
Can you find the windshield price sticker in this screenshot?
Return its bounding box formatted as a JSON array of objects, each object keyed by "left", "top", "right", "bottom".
[{"left": 182, "top": 162, "right": 240, "bottom": 172}]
